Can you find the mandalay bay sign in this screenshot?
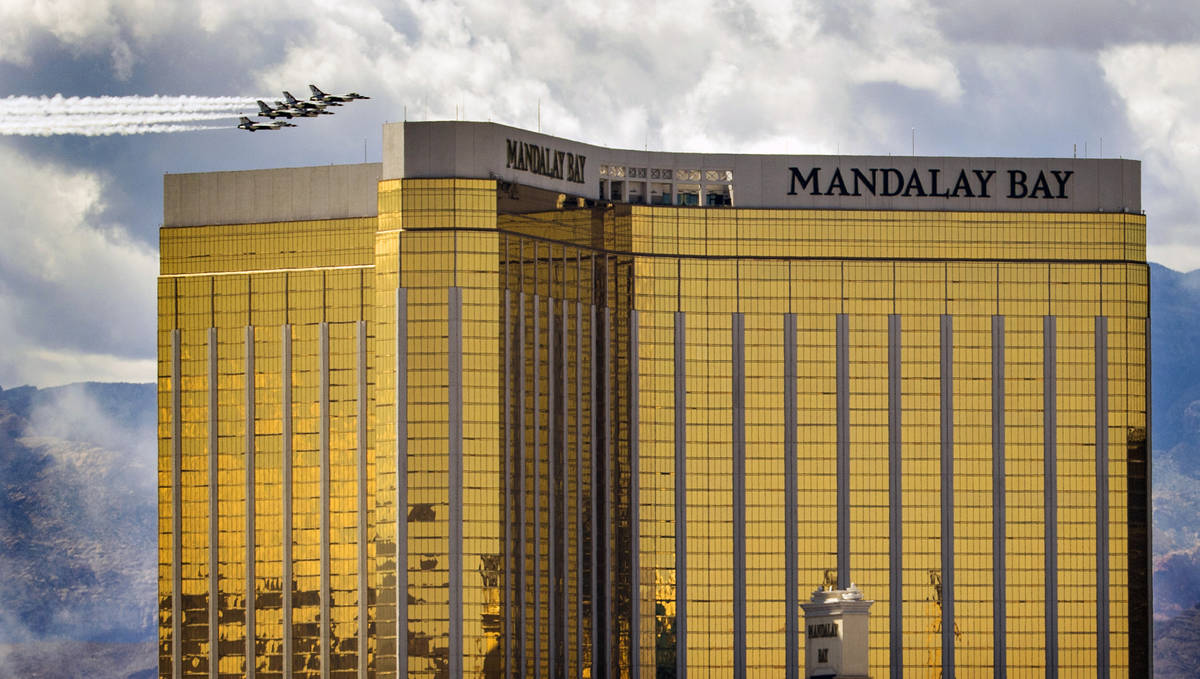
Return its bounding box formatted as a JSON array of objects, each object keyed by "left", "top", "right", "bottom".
[{"left": 787, "top": 166, "right": 1076, "bottom": 200}]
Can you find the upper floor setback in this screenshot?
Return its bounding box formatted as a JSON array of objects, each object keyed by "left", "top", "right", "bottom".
[
  {"left": 388, "top": 121, "right": 1140, "bottom": 214},
  {"left": 162, "top": 121, "right": 1142, "bottom": 231}
]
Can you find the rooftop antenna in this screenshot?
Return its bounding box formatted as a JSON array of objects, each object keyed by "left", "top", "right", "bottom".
[
  {"left": 1085, "top": 141, "right": 1088, "bottom": 158},
  {"left": 911, "top": 127, "right": 915, "bottom": 156},
  {"left": 1073, "top": 143, "right": 1077, "bottom": 158},
  {"left": 363, "top": 139, "right": 367, "bottom": 162},
  {"left": 1100, "top": 136, "right": 1103, "bottom": 158},
  {"left": 537, "top": 98, "right": 541, "bottom": 132},
  {"left": 404, "top": 105, "right": 407, "bottom": 121}
]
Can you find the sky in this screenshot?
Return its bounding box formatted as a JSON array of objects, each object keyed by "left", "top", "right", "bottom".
[{"left": 0, "top": 0, "right": 1197, "bottom": 389}]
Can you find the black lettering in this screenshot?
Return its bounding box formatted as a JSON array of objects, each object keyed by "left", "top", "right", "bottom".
[
  {"left": 881, "top": 168, "right": 904, "bottom": 196},
  {"left": 576, "top": 155, "right": 586, "bottom": 183},
  {"left": 506, "top": 139, "right": 519, "bottom": 169},
  {"left": 1029, "top": 171, "right": 1053, "bottom": 198},
  {"left": 1008, "top": 170, "right": 1028, "bottom": 198},
  {"left": 788, "top": 167, "right": 821, "bottom": 196},
  {"left": 973, "top": 169, "right": 995, "bottom": 197},
  {"left": 806, "top": 622, "right": 839, "bottom": 638},
  {"left": 553, "top": 151, "right": 564, "bottom": 179},
  {"left": 928, "top": 169, "right": 949, "bottom": 197},
  {"left": 826, "top": 168, "right": 849, "bottom": 196},
  {"left": 1051, "top": 169, "right": 1073, "bottom": 198},
  {"left": 950, "top": 170, "right": 974, "bottom": 198},
  {"left": 903, "top": 169, "right": 926, "bottom": 197},
  {"left": 851, "top": 168, "right": 876, "bottom": 196}
]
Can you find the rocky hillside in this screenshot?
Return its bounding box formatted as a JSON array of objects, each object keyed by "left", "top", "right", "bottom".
[
  {"left": 1151, "top": 263, "right": 1200, "bottom": 623},
  {"left": 0, "top": 382, "right": 156, "bottom": 677}
]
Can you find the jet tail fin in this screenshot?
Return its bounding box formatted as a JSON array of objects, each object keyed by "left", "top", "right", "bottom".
[{"left": 309, "top": 84, "right": 326, "bottom": 97}]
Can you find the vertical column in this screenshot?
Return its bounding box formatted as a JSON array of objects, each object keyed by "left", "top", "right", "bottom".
[
  {"left": 172, "top": 329, "right": 183, "bottom": 679},
  {"left": 448, "top": 287, "right": 464, "bottom": 678},
  {"left": 282, "top": 325, "right": 293, "bottom": 679},
  {"left": 549, "top": 295, "right": 558, "bottom": 679},
  {"left": 502, "top": 288, "right": 512, "bottom": 678},
  {"left": 732, "top": 313, "right": 747, "bottom": 679},
  {"left": 319, "top": 322, "right": 330, "bottom": 679},
  {"left": 783, "top": 314, "right": 798, "bottom": 679},
  {"left": 589, "top": 303, "right": 601, "bottom": 679},
  {"left": 1044, "top": 315, "right": 1058, "bottom": 679},
  {"left": 836, "top": 314, "right": 850, "bottom": 588},
  {"left": 673, "top": 311, "right": 687, "bottom": 679},
  {"left": 517, "top": 292, "right": 527, "bottom": 678},
  {"left": 560, "top": 298, "right": 571, "bottom": 679},
  {"left": 992, "top": 315, "right": 1007, "bottom": 678},
  {"left": 574, "top": 299, "right": 584, "bottom": 679},
  {"left": 245, "top": 326, "right": 257, "bottom": 679},
  {"left": 940, "top": 314, "right": 955, "bottom": 676},
  {"left": 396, "top": 292, "right": 408, "bottom": 677},
  {"left": 357, "top": 320, "right": 369, "bottom": 679},
  {"left": 533, "top": 292, "right": 542, "bottom": 679},
  {"left": 888, "top": 314, "right": 903, "bottom": 679},
  {"left": 1095, "top": 316, "right": 1110, "bottom": 678},
  {"left": 628, "top": 309, "right": 641, "bottom": 679},
  {"left": 208, "top": 327, "right": 219, "bottom": 679},
  {"left": 600, "top": 306, "right": 612, "bottom": 677}
]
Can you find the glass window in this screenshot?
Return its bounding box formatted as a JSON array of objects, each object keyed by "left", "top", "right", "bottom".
[
  {"left": 705, "top": 185, "right": 732, "bottom": 206},
  {"left": 599, "top": 179, "right": 607, "bottom": 199},
  {"left": 627, "top": 182, "right": 646, "bottom": 204},
  {"left": 610, "top": 180, "right": 624, "bottom": 202},
  {"left": 650, "top": 182, "right": 672, "bottom": 205},
  {"left": 676, "top": 183, "right": 699, "bottom": 206}
]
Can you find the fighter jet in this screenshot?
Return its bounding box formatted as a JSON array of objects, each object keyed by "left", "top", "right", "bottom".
[
  {"left": 238, "top": 116, "right": 295, "bottom": 131},
  {"left": 308, "top": 84, "right": 370, "bottom": 104},
  {"left": 282, "top": 91, "right": 333, "bottom": 114},
  {"left": 256, "top": 100, "right": 294, "bottom": 119}
]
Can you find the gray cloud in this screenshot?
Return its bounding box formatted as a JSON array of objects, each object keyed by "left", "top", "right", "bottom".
[
  {"left": 931, "top": 0, "right": 1200, "bottom": 50},
  {"left": 0, "top": 0, "right": 1197, "bottom": 385}
]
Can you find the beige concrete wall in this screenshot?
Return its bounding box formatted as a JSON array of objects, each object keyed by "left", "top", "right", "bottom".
[{"left": 163, "top": 163, "right": 382, "bottom": 227}]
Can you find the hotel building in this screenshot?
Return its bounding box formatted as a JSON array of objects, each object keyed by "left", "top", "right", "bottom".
[{"left": 158, "top": 120, "right": 1150, "bottom": 678}]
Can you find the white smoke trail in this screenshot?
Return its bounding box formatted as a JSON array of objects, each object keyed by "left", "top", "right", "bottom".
[
  {"left": 0, "top": 94, "right": 272, "bottom": 136},
  {"left": 0, "top": 123, "right": 229, "bottom": 137},
  {"left": 0, "top": 95, "right": 262, "bottom": 115}
]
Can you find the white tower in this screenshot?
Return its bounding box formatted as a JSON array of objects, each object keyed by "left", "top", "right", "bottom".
[{"left": 800, "top": 583, "right": 874, "bottom": 678}]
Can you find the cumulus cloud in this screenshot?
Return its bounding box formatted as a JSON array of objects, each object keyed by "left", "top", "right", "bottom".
[
  {"left": 1100, "top": 43, "right": 1200, "bottom": 271},
  {"left": 0, "top": 141, "right": 156, "bottom": 387},
  {"left": 931, "top": 0, "right": 1200, "bottom": 51},
  {"left": 0, "top": 0, "right": 1199, "bottom": 390},
  {"left": 249, "top": 0, "right": 963, "bottom": 154}
]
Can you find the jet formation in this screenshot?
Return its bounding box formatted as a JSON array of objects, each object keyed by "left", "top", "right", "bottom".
[{"left": 239, "top": 84, "right": 369, "bottom": 131}]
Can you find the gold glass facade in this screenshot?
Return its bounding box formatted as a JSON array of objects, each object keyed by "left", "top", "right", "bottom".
[{"left": 160, "top": 153, "right": 1149, "bottom": 678}]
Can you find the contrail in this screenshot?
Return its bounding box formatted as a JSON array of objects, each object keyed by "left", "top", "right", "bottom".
[
  {"left": 0, "top": 94, "right": 268, "bottom": 136},
  {"left": 0, "top": 122, "right": 229, "bottom": 137}
]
